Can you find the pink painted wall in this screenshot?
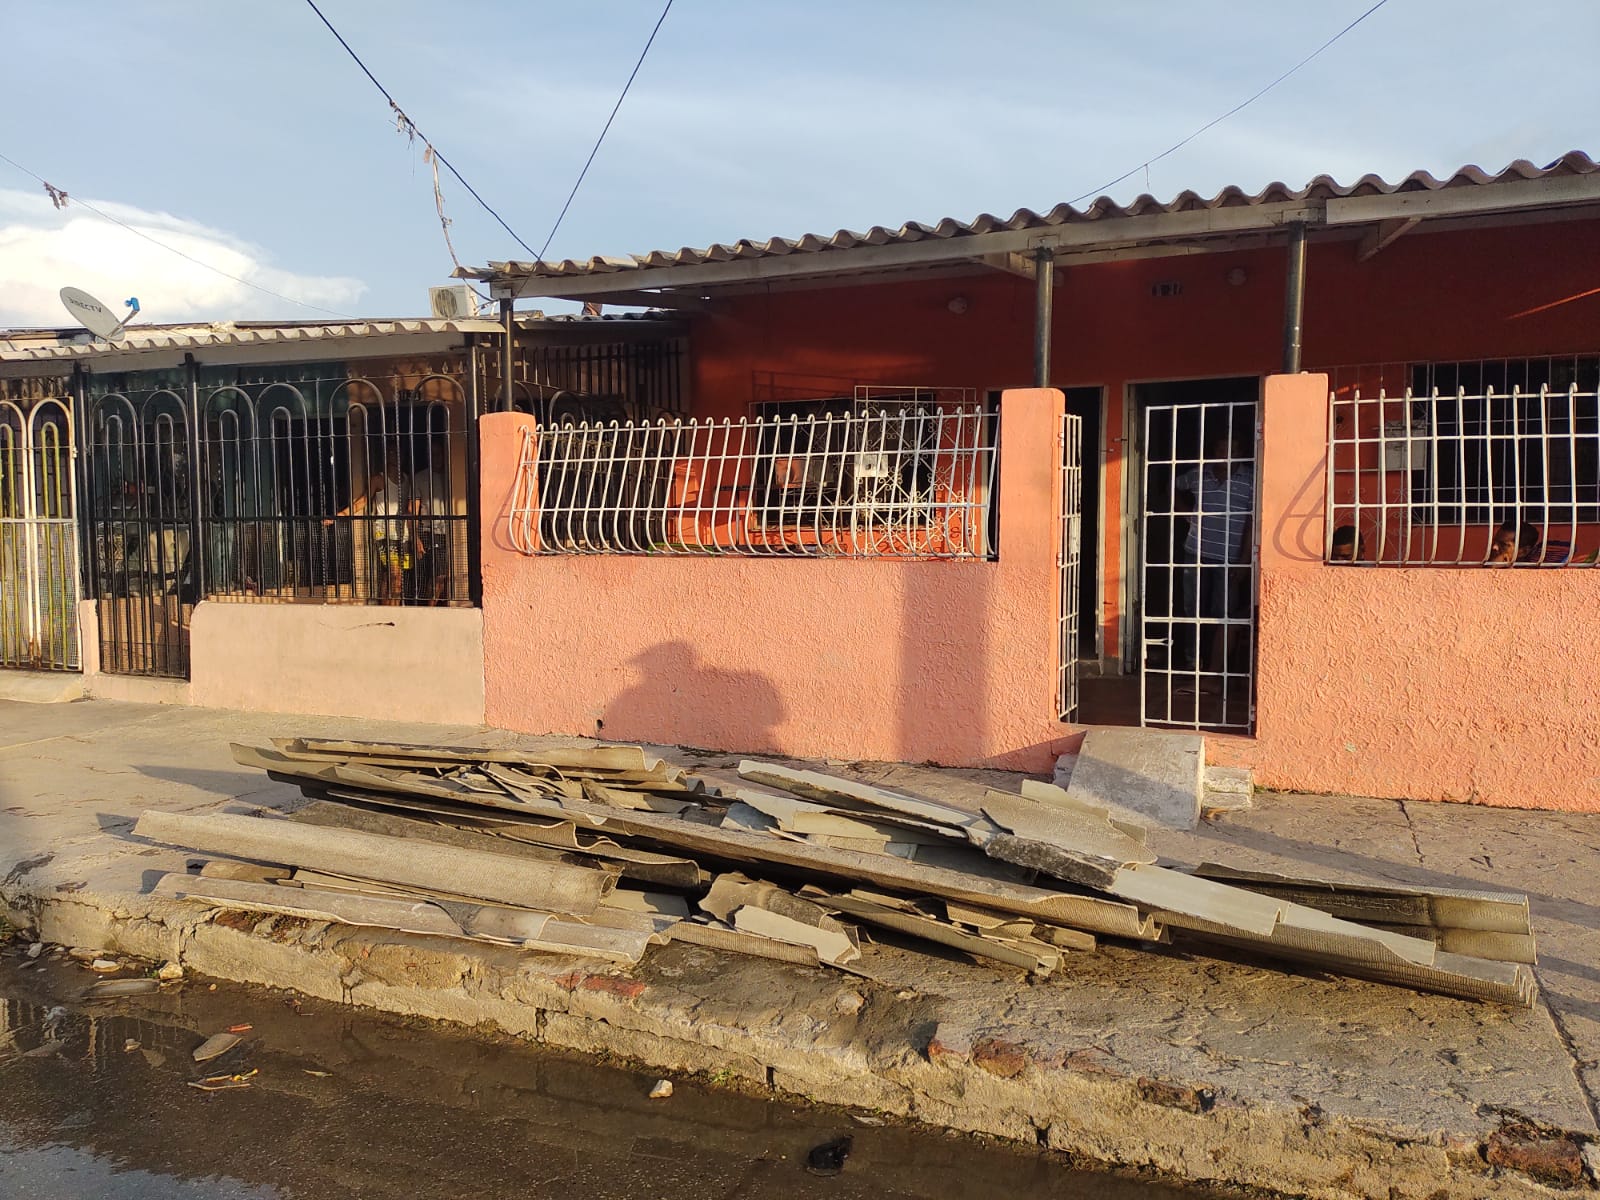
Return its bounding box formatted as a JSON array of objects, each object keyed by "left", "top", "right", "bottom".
[
  {"left": 1211, "top": 373, "right": 1600, "bottom": 812},
  {"left": 479, "top": 391, "right": 1077, "bottom": 770},
  {"left": 188, "top": 602, "right": 486, "bottom": 725}
]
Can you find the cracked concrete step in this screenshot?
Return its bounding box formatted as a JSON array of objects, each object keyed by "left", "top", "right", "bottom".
[
  {"left": 1059, "top": 729, "right": 1205, "bottom": 830},
  {"left": 1201, "top": 765, "right": 1254, "bottom": 815},
  {"left": 1054, "top": 751, "right": 1253, "bottom": 823}
]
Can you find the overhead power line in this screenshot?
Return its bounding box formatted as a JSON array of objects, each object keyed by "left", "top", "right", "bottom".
[
  {"left": 1068, "top": 0, "right": 1392, "bottom": 206},
  {"left": 304, "top": 0, "right": 541, "bottom": 263},
  {"left": 0, "top": 149, "right": 357, "bottom": 319},
  {"left": 538, "top": 0, "right": 675, "bottom": 263}
]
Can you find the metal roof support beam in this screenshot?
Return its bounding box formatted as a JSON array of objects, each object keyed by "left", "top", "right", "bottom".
[
  {"left": 1282, "top": 223, "right": 1308, "bottom": 376},
  {"left": 464, "top": 339, "right": 484, "bottom": 607},
  {"left": 1033, "top": 248, "right": 1054, "bottom": 390},
  {"left": 500, "top": 299, "right": 515, "bottom": 414}
]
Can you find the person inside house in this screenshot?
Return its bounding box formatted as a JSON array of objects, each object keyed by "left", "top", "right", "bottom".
[
  {"left": 328, "top": 441, "right": 416, "bottom": 603},
  {"left": 1486, "top": 519, "right": 1542, "bottom": 565},
  {"left": 408, "top": 448, "right": 453, "bottom": 605},
  {"left": 1329, "top": 524, "right": 1366, "bottom": 563},
  {"left": 1172, "top": 422, "right": 1255, "bottom": 694}
]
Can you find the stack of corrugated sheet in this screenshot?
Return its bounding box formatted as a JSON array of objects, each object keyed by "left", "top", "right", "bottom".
[{"left": 129, "top": 738, "right": 1538, "bottom": 1007}]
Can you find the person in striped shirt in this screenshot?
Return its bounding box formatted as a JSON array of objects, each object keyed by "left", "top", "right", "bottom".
[{"left": 1172, "top": 424, "right": 1255, "bottom": 688}]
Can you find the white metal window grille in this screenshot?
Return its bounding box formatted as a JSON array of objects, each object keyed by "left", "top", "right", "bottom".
[
  {"left": 509, "top": 392, "right": 997, "bottom": 559},
  {"left": 1327, "top": 385, "right": 1600, "bottom": 566},
  {"left": 1139, "top": 401, "right": 1257, "bottom": 733},
  {"left": 1058, "top": 413, "right": 1083, "bottom": 721},
  {"left": 0, "top": 396, "right": 80, "bottom": 671}
]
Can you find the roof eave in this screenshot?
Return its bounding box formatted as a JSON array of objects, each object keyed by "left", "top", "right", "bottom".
[{"left": 471, "top": 164, "right": 1600, "bottom": 302}]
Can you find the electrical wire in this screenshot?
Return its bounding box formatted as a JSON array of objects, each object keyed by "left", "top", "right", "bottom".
[
  {"left": 304, "top": 0, "right": 541, "bottom": 262},
  {"left": 1067, "top": 0, "right": 1392, "bottom": 206},
  {"left": 538, "top": 0, "right": 674, "bottom": 262},
  {"left": 0, "top": 149, "right": 358, "bottom": 319}
]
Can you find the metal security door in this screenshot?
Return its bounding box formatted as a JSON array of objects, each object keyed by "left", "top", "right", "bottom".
[
  {"left": 1057, "top": 412, "right": 1082, "bottom": 720},
  {"left": 1138, "top": 401, "right": 1257, "bottom": 731},
  {"left": 84, "top": 388, "right": 194, "bottom": 678},
  {"left": 0, "top": 398, "right": 81, "bottom": 671}
]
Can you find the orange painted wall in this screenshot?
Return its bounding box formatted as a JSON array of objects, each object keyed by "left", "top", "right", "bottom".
[
  {"left": 1210, "top": 373, "right": 1600, "bottom": 812},
  {"left": 478, "top": 391, "right": 1076, "bottom": 771},
  {"left": 683, "top": 216, "right": 1600, "bottom": 658}
]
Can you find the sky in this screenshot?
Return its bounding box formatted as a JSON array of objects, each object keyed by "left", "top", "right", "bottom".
[{"left": 0, "top": 1, "right": 1594, "bottom": 328}]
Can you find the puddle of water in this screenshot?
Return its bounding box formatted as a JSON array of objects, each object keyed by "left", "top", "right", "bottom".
[{"left": 0, "top": 953, "right": 1218, "bottom": 1200}]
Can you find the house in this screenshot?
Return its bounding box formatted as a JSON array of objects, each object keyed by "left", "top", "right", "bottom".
[
  {"left": 460, "top": 151, "right": 1600, "bottom": 811},
  {"left": 0, "top": 314, "right": 686, "bottom": 719}
]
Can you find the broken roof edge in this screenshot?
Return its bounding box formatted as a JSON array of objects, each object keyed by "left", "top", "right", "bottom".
[{"left": 463, "top": 151, "right": 1600, "bottom": 297}]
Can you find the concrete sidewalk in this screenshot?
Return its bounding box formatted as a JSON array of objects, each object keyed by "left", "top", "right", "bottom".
[{"left": 1, "top": 698, "right": 1597, "bottom": 1199}]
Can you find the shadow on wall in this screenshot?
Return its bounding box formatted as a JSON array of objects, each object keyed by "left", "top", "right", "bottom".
[
  {"left": 601, "top": 641, "right": 786, "bottom": 755},
  {"left": 1272, "top": 461, "right": 1327, "bottom": 565}
]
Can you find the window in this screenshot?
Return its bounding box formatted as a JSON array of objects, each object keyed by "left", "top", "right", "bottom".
[
  {"left": 1327, "top": 354, "right": 1600, "bottom": 566},
  {"left": 751, "top": 393, "right": 948, "bottom": 530},
  {"left": 517, "top": 387, "right": 996, "bottom": 559},
  {"left": 1408, "top": 357, "right": 1600, "bottom": 526}
]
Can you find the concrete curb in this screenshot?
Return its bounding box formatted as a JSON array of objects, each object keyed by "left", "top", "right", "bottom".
[
  {"left": 6, "top": 881, "right": 1594, "bottom": 1200},
  {"left": 0, "top": 670, "right": 86, "bottom": 704}
]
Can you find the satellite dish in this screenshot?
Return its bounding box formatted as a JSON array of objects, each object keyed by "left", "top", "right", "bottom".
[{"left": 59, "top": 286, "right": 133, "bottom": 342}]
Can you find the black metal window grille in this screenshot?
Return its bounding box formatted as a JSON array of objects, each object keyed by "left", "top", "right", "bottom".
[
  {"left": 197, "top": 373, "right": 470, "bottom": 607},
  {"left": 507, "top": 337, "right": 687, "bottom": 423},
  {"left": 81, "top": 365, "right": 475, "bottom": 679},
  {"left": 1407, "top": 357, "right": 1600, "bottom": 526}
]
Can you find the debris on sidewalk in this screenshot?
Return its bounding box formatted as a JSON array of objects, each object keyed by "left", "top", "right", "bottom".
[
  {"left": 85, "top": 978, "right": 160, "bottom": 999},
  {"left": 124, "top": 737, "right": 1540, "bottom": 1007},
  {"left": 1192, "top": 864, "right": 1537, "bottom": 963},
  {"left": 188, "top": 1068, "right": 257, "bottom": 1092},
  {"left": 192, "top": 1031, "right": 242, "bottom": 1063}
]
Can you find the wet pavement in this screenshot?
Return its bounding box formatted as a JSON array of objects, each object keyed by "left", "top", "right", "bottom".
[{"left": 0, "top": 951, "right": 1215, "bottom": 1200}]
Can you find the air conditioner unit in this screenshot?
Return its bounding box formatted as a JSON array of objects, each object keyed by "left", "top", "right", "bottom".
[{"left": 428, "top": 285, "right": 477, "bottom": 320}]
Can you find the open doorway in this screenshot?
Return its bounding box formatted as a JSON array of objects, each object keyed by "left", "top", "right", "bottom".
[
  {"left": 1078, "top": 376, "right": 1260, "bottom": 731},
  {"left": 1134, "top": 376, "right": 1259, "bottom": 732}
]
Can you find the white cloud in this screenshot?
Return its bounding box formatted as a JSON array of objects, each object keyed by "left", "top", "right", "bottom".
[{"left": 0, "top": 188, "right": 366, "bottom": 327}]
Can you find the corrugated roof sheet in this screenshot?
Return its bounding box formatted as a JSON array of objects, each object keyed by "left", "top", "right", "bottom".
[
  {"left": 0, "top": 318, "right": 500, "bottom": 363},
  {"left": 464, "top": 152, "right": 1599, "bottom": 283},
  {"left": 0, "top": 312, "right": 677, "bottom": 363}
]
